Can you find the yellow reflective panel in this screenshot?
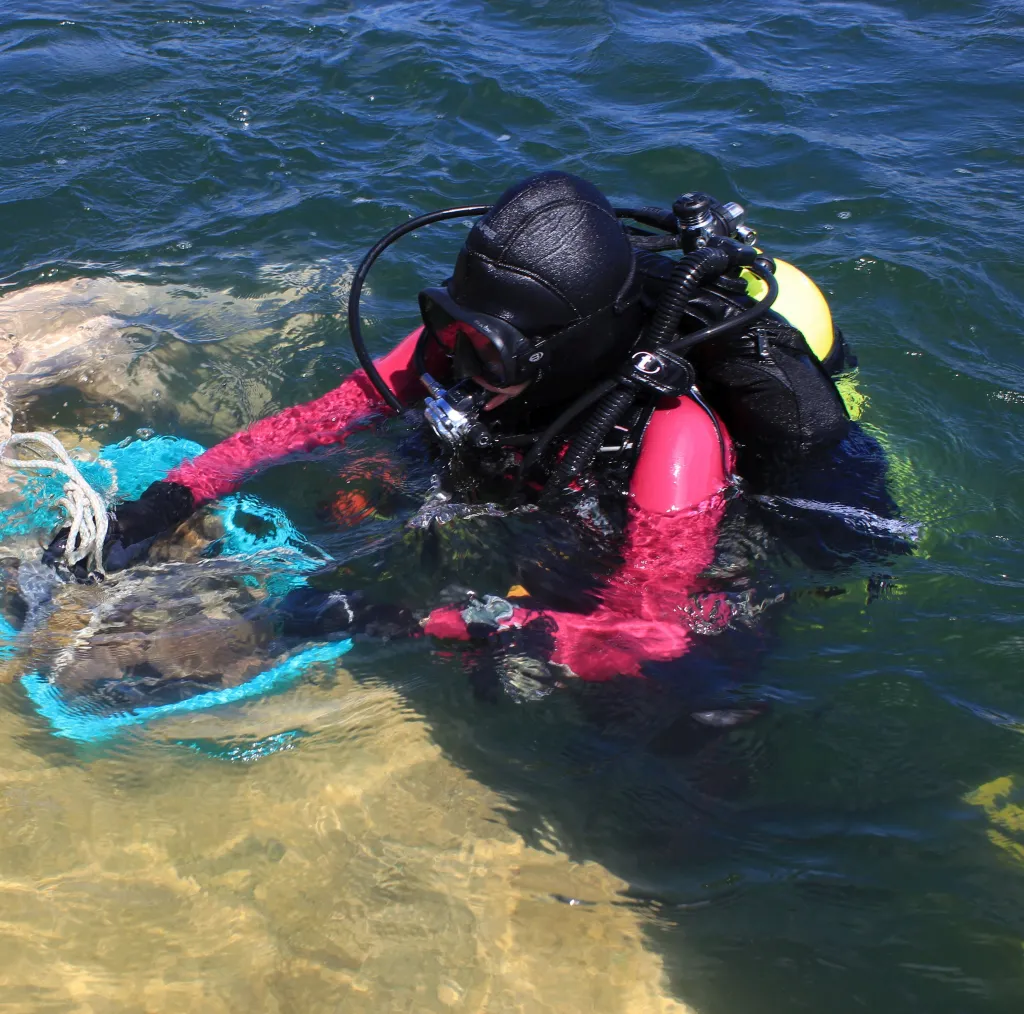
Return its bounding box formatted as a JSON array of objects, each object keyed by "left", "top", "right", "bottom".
[
  {"left": 835, "top": 372, "right": 867, "bottom": 421},
  {"left": 965, "top": 776, "right": 1024, "bottom": 864}
]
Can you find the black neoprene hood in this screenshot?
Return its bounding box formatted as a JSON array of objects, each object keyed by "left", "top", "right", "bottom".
[{"left": 442, "top": 171, "right": 642, "bottom": 406}]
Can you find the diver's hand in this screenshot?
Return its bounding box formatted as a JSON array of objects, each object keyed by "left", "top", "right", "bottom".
[
  {"left": 423, "top": 594, "right": 533, "bottom": 642},
  {"left": 42, "top": 480, "right": 196, "bottom": 580},
  {"left": 423, "top": 594, "right": 562, "bottom": 701},
  {"left": 276, "top": 586, "right": 418, "bottom": 639}
]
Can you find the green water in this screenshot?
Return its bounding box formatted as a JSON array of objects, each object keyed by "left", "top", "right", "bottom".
[{"left": 1, "top": 1, "right": 1023, "bottom": 1011}]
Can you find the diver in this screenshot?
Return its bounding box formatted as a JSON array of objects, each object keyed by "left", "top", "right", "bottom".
[{"left": 42, "top": 171, "right": 904, "bottom": 687}]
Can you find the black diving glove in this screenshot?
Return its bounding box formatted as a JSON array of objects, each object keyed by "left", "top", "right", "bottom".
[
  {"left": 275, "top": 586, "right": 418, "bottom": 640},
  {"left": 42, "top": 480, "right": 196, "bottom": 580},
  {"left": 452, "top": 594, "right": 564, "bottom": 703}
]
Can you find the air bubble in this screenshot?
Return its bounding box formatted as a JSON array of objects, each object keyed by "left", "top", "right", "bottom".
[
  {"left": 837, "top": 211, "right": 852, "bottom": 220},
  {"left": 231, "top": 106, "right": 253, "bottom": 123}
]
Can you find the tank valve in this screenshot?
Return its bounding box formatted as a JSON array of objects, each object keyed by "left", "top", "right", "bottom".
[{"left": 673, "top": 192, "right": 758, "bottom": 249}]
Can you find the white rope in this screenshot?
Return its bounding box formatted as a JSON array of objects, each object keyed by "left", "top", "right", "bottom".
[{"left": 1, "top": 432, "right": 109, "bottom": 575}]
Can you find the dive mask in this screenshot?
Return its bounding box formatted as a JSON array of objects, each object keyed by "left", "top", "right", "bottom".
[{"left": 418, "top": 287, "right": 546, "bottom": 389}]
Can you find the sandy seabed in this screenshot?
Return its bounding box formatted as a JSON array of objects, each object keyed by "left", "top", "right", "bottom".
[{"left": 0, "top": 665, "right": 691, "bottom": 1014}]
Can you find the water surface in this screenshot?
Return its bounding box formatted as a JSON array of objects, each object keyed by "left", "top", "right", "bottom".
[{"left": 1, "top": 1, "right": 1023, "bottom": 1011}]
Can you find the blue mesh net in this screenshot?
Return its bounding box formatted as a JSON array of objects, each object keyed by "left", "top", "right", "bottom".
[{"left": 0, "top": 435, "right": 350, "bottom": 744}]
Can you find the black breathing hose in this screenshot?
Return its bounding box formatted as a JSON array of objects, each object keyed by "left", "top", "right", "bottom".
[
  {"left": 514, "top": 377, "right": 619, "bottom": 491},
  {"left": 670, "top": 259, "right": 778, "bottom": 355},
  {"left": 644, "top": 247, "right": 732, "bottom": 346},
  {"left": 614, "top": 206, "right": 679, "bottom": 233},
  {"left": 539, "top": 385, "right": 637, "bottom": 506},
  {"left": 347, "top": 204, "right": 490, "bottom": 413}
]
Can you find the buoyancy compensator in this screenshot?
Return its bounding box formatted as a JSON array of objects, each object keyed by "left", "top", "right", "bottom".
[{"left": 635, "top": 244, "right": 852, "bottom": 452}]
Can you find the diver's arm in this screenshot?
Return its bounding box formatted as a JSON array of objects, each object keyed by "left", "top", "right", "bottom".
[
  {"left": 165, "top": 370, "right": 389, "bottom": 503},
  {"left": 42, "top": 330, "right": 429, "bottom": 578},
  {"left": 167, "top": 329, "right": 427, "bottom": 504},
  {"left": 42, "top": 371, "right": 394, "bottom": 578},
  {"left": 424, "top": 499, "right": 730, "bottom": 681}
]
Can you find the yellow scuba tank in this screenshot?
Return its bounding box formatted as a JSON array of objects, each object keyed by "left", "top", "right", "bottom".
[{"left": 741, "top": 258, "right": 836, "bottom": 363}]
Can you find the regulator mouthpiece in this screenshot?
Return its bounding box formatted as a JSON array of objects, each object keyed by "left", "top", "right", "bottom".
[{"left": 421, "top": 375, "right": 496, "bottom": 451}]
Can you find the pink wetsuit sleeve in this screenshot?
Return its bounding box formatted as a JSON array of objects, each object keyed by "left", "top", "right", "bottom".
[
  {"left": 168, "top": 329, "right": 427, "bottom": 504},
  {"left": 424, "top": 499, "right": 730, "bottom": 681}
]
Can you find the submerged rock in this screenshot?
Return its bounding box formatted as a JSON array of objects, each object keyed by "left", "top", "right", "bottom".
[{"left": 0, "top": 512, "right": 283, "bottom": 702}]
